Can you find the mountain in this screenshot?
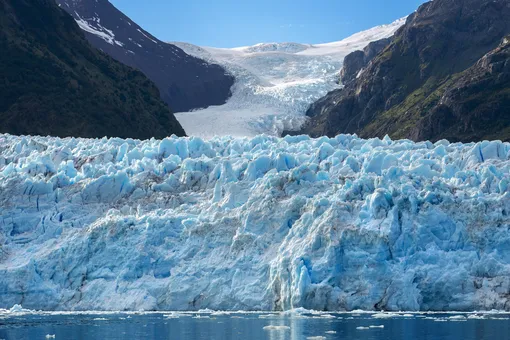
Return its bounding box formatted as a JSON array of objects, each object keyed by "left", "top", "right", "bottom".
[
  {"left": 1, "top": 133, "right": 509, "bottom": 311},
  {"left": 172, "top": 18, "right": 405, "bottom": 138},
  {"left": 299, "top": 0, "right": 510, "bottom": 143},
  {"left": 56, "top": 0, "right": 234, "bottom": 113},
  {"left": 0, "top": 0, "right": 185, "bottom": 139}
]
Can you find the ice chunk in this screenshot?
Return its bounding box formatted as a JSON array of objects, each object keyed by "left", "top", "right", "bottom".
[{"left": 263, "top": 325, "right": 290, "bottom": 331}]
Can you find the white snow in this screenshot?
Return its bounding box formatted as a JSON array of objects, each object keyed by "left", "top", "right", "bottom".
[
  {"left": 0, "top": 133, "right": 509, "bottom": 311},
  {"left": 137, "top": 29, "right": 158, "bottom": 44},
  {"left": 172, "top": 18, "right": 405, "bottom": 138},
  {"left": 73, "top": 13, "right": 124, "bottom": 47},
  {"left": 263, "top": 325, "right": 290, "bottom": 331}
]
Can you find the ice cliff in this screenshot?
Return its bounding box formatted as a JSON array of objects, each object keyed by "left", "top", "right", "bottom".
[{"left": 1, "top": 133, "right": 510, "bottom": 311}]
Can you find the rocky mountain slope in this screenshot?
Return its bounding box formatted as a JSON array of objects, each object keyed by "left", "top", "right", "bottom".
[
  {"left": 0, "top": 0, "right": 185, "bottom": 139},
  {"left": 299, "top": 0, "right": 510, "bottom": 142},
  {"left": 56, "top": 0, "right": 234, "bottom": 113}
]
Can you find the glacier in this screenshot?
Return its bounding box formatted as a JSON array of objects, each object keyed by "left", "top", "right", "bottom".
[
  {"left": 172, "top": 18, "right": 405, "bottom": 138},
  {"left": 0, "top": 133, "right": 510, "bottom": 311}
]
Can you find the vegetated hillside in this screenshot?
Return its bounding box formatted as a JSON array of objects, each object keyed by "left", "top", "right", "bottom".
[
  {"left": 300, "top": 0, "right": 510, "bottom": 142},
  {"left": 56, "top": 0, "right": 234, "bottom": 113},
  {"left": 0, "top": 0, "right": 185, "bottom": 139}
]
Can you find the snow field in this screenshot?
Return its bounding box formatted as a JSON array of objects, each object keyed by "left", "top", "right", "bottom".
[{"left": 172, "top": 18, "right": 406, "bottom": 138}]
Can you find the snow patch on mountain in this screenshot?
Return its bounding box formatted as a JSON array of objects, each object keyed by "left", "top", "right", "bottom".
[
  {"left": 1, "top": 133, "right": 509, "bottom": 311},
  {"left": 173, "top": 18, "right": 406, "bottom": 138},
  {"left": 73, "top": 12, "right": 124, "bottom": 47}
]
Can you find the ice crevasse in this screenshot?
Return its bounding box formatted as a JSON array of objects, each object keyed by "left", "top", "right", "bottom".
[{"left": 0, "top": 133, "right": 510, "bottom": 311}]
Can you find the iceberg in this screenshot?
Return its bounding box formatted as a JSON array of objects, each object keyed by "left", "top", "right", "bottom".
[{"left": 0, "top": 133, "right": 509, "bottom": 311}]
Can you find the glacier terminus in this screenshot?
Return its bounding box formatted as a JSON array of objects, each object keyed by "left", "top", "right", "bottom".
[{"left": 1, "top": 133, "right": 509, "bottom": 311}]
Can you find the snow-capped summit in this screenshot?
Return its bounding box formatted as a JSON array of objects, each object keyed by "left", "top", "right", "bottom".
[
  {"left": 56, "top": 0, "right": 234, "bottom": 113},
  {"left": 235, "top": 42, "right": 312, "bottom": 54},
  {"left": 173, "top": 18, "right": 405, "bottom": 138}
]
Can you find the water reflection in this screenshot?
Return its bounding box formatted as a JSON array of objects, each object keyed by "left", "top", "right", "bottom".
[{"left": 1, "top": 312, "right": 510, "bottom": 340}]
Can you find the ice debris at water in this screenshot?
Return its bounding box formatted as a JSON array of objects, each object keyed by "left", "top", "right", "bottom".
[
  {"left": 0, "top": 304, "right": 34, "bottom": 315},
  {"left": 263, "top": 325, "right": 290, "bottom": 331},
  {"left": 45, "top": 336, "right": 55, "bottom": 339},
  {"left": 8, "top": 305, "right": 26, "bottom": 313},
  {"left": 356, "top": 326, "right": 370, "bottom": 330},
  {"left": 325, "top": 330, "right": 337, "bottom": 334},
  {"left": 369, "top": 325, "right": 384, "bottom": 328},
  {"left": 1, "top": 133, "right": 510, "bottom": 311},
  {"left": 448, "top": 315, "right": 466, "bottom": 320},
  {"left": 372, "top": 313, "right": 406, "bottom": 319}
]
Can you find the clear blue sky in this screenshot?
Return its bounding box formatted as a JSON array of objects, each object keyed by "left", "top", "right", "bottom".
[{"left": 110, "top": 0, "right": 428, "bottom": 48}]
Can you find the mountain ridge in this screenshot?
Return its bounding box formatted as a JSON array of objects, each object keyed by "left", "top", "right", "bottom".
[
  {"left": 298, "top": 0, "right": 510, "bottom": 143},
  {"left": 0, "top": 0, "right": 185, "bottom": 139},
  {"left": 56, "top": 0, "right": 234, "bottom": 113}
]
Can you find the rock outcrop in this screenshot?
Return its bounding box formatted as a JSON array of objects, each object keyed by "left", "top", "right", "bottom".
[{"left": 300, "top": 0, "right": 510, "bottom": 143}]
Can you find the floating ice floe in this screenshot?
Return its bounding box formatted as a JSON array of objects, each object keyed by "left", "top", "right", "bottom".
[
  {"left": 448, "top": 315, "right": 466, "bottom": 320},
  {"left": 259, "top": 314, "right": 281, "bottom": 318},
  {"left": 263, "top": 325, "right": 290, "bottom": 331}
]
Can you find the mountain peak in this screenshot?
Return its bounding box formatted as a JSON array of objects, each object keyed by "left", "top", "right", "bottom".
[
  {"left": 56, "top": 0, "right": 234, "bottom": 112},
  {"left": 0, "top": 0, "right": 185, "bottom": 138}
]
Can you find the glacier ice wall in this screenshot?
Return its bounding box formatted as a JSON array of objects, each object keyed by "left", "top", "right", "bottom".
[{"left": 0, "top": 133, "right": 510, "bottom": 311}]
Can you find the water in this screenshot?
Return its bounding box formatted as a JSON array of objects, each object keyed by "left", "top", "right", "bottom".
[{"left": 1, "top": 312, "right": 510, "bottom": 340}]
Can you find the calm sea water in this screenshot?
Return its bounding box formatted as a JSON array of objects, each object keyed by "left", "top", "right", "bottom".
[{"left": 1, "top": 312, "right": 510, "bottom": 340}]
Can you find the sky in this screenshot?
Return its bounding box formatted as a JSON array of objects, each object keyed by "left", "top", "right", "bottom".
[{"left": 110, "top": 0, "right": 428, "bottom": 48}]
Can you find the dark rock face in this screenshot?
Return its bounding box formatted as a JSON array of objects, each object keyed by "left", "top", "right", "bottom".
[
  {"left": 56, "top": 0, "right": 234, "bottom": 113},
  {"left": 410, "top": 36, "right": 510, "bottom": 142},
  {"left": 340, "top": 38, "right": 391, "bottom": 85},
  {"left": 0, "top": 0, "right": 185, "bottom": 139},
  {"left": 300, "top": 0, "right": 510, "bottom": 142}
]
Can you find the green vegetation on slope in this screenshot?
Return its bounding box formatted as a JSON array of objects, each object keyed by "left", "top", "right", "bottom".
[
  {"left": 0, "top": 0, "right": 185, "bottom": 139},
  {"left": 302, "top": 0, "right": 510, "bottom": 143}
]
